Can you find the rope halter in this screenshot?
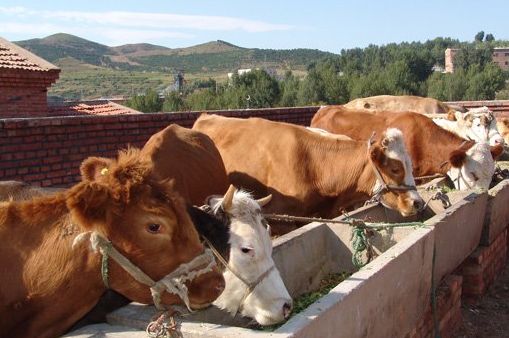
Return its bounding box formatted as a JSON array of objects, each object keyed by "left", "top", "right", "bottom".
[
  {"left": 197, "top": 204, "right": 276, "bottom": 314},
  {"left": 366, "top": 134, "right": 417, "bottom": 204},
  {"left": 201, "top": 236, "right": 275, "bottom": 314},
  {"left": 73, "top": 231, "right": 217, "bottom": 311}
]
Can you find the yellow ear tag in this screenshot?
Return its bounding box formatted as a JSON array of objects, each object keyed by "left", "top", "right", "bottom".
[{"left": 100, "top": 168, "right": 109, "bottom": 176}]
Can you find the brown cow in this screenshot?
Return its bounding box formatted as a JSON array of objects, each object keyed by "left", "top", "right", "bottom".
[
  {"left": 311, "top": 106, "right": 503, "bottom": 190},
  {"left": 0, "top": 148, "right": 225, "bottom": 338},
  {"left": 344, "top": 95, "right": 457, "bottom": 115},
  {"left": 141, "top": 124, "right": 230, "bottom": 204},
  {"left": 193, "top": 114, "right": 424, "bottom": 235}
]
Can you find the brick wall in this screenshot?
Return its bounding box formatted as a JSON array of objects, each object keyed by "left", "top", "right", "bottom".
[
  {"left": 0, "top": 69, "right": 59, "bottom": 118},
  {"left": 406, "top": 275, "right": 463, "bottom": 338},
  {"left": 0, "top": 106, "right": 318, "bottom": 187},
  {"left": 458, "top": 228, "right": 508, "bottom": 303}
]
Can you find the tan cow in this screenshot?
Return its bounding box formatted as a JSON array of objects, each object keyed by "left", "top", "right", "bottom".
[
  {"left": 345, "top": 95, "right": 457, "bottom": 115},
  {"left": 194, "top": 114, "right": 424, "bottom": 235},
  {"left": 0, "top": 148, "right": 225, "bottom": 338},
  {"left": 311, "top": 106, "right": 504, "bottom": 190},
  {"left": 141, "top": 124, "right": 230, "bottom": 204}
]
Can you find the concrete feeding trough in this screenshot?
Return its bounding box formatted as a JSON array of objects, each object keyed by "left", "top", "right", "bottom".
[
  {"left": 100, "top": 203, "right": 435, "bottom": 338},
  {"left": 482, "top": 163, "right": 509, "bottom": 245},
  {"left": 417, "top": 178, "right": 489, "bottom": 285},
  {"left": 66, "top": 176, "right": 495, "bottom": 338}
]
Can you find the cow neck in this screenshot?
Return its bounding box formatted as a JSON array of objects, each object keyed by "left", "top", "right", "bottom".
[
  {"left": 403, "top": 121, "right": 470, "bottom": 177},
  {"left": 0, "top": 193, "right": 106, "bottom": 338},
  {"left": 309, "top": 139, "right": 377, "bottom": 200}
]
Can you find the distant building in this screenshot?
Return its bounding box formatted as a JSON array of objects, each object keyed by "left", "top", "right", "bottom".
[
  {"left": 228, "top": 68, "right": 253, "bottom": 80},
  {"left": 444, "top": 48, "right": 460, "bottom": 73},
  {"left": 227, "top": 67, "right": 277, "bottom": 80},
  {"left": 0, "top": 36, "right": 139, "bottom": 118},
  {"left": 0, "top": 37, "right": 60, "bottom": 118},
  {"left": 444, "top": 47, "right": 509, "bottom": 73},
  {"left": 492, "top": 47, "right": 509, "bottom": 70}
]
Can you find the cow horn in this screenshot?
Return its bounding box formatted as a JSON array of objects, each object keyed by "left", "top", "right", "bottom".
[
  {"left": 222, "top": 184, "right": 236, "bottom": 212},
  {"left": 256, "top": 194, "right": 272, "bottom": 207}
]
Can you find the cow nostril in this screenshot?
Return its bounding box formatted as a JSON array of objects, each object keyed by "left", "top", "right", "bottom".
[{"left": 283, "top": 302, "right": 293, "bottom": 319}]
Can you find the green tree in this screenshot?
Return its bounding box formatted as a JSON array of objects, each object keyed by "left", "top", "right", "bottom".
[
  {"left": 297, "top": 67, "right": 326, "bottom": 105},
  {"left": 279, "top": 71, "right": 300, "bottom": 107},
  {"left": 185, "top": 88, "right": 219, "bottom": 110},
  {"left": 453, "top": 45, "right": 493, "bottom": 70},
  {"left": 464, "top": 63, "right": 505, "bottom": 100},
  {"left": 475, "top": 31, "right": 485, "bottom": 42},
  {"left": 125, "top": 89, "right": 162, "bottom": 113},
  {"left": 485, "top": 33, "right": 495, "bottom": 42},
  {"left": 162, "top": 91, "right": 187, "bottom": 112}
]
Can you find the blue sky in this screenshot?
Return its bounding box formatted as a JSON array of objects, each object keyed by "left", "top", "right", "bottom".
[{"left": 0, "top": 1, "right": 508, "bottom": 53}]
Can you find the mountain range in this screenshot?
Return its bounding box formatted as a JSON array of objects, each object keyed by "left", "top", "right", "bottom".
[{"left": 15, "top": 33, "right": 333, "bottom": 74}]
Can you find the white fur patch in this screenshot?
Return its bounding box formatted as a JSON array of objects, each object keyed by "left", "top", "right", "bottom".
[{"left": 447, "top": 142, "right": 495, "bottom": 190}]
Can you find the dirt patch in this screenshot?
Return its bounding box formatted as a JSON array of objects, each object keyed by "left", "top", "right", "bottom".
[{"left": 455, "top": 260, "right": 509, "bottom": 337}]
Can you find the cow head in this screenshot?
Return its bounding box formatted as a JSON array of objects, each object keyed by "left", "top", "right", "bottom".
[
  {"left": 454, "top": 109, "right": 504, "bottom": 146},
  {"left": 66, "top": 148, "right": 225, "bottom": 310},
  {"left": 447, "top": 141, "right": 501, "bottom": 190},
  {"left": 199, "top": 185, "right": 292, "bottom": 326},
  {"left": 369, "top": 128, "right": 424, "bottom": 216}
]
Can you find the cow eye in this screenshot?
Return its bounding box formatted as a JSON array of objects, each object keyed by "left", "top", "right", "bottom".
[
  {"left": 390, "top": 167, "right": 401, "bottom": 174},
  {"left": 147, "top": 223, "right": 161, "bottom": 234},
  {"left": 241, "top": 247, "right": 252, "bottom": 254},
  {"left": 470, "top": 172, "right": 479, "bottom": 181}
]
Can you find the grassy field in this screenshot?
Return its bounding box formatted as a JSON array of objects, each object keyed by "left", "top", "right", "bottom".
[
  {"left": 49, "top": 59, "right": 232, "bottom": 100},
  {"left": 49, "top": 58, "right": 306, "bottom": 100}
]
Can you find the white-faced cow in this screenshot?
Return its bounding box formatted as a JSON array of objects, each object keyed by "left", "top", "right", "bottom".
[
  {"left": 433, "top": 107, "right": 504, "bottom": 146},
  {"left": 193, "top": 114, "right": 424, "bottom": 235},
  {"left": 311, "top": 106, "right": 503, "bottom": 190}
]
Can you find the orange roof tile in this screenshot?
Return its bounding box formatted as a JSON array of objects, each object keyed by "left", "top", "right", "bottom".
[
  {"left": 0, "top": 36, "right": 60, "bottom": 72},
  {"left": 47, "top": 101, "right": 142, "bottom": 116}
]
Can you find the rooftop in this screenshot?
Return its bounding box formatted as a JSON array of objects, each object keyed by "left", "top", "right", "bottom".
[
  {"left": 0, "top": 36, "right": 60, "bottom": 72},
  {"left": 47, "top": 101, "right": 142, "bottom": 116}
]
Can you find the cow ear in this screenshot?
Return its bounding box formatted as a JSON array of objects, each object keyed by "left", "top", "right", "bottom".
[
  {"left": 66, "top": 183, "right": 111, "bottom": 230},
  {"left": 447, "top": 111, "right": 457, "bottom": 121},
  {"left": 370, "top": 144, "right": 387, "bottom": 166},
  {"left": 490, "top": 143, "right": 504, "bottom": 160},
  {"left": 449, "top": 149, "right": 467, "bottom": 168},
  {"left": 81, "top": 157, "right": 112, "bottom": 182}
]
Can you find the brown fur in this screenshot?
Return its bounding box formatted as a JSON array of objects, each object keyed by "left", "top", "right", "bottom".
[
  {"left": 496, "top": 117, "right": 509, "bottom": 145},
  {"left": 0, "top": 148, "right": 224, "bottom": 338},
  {"left": 344, "top": 95, "right": 457, "bottom": 115},
  {"left": 141, "top": 124, "right": 230, "bottom": 205},
  {"left": 311, "top": 106, "right": 476, "bottom": 177},
  {"left": 193, "top": 114, "right": 418, "bottom": 234}
]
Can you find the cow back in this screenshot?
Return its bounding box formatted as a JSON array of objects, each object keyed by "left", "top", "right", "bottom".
[{"left": 142, "top": 124, "right": 229, "bottom": 205}]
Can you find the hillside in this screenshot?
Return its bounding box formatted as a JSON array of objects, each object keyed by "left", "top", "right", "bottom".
[
  {"left": 14, "top": 33, "right": 333, "bottom": 99},
  {"left": 16, "top": 33, "right": 333, "bottom": 72}
]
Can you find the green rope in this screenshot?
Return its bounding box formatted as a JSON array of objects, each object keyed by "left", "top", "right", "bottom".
[
  {"left": 350, "top": 221, "right": 425, "bottom": 268},
  {"left": 351, "top": 226, "right": 369, "bottom": 268},
  {"left": 101, "top": 241, "right": 112, "bottom": 289}
]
